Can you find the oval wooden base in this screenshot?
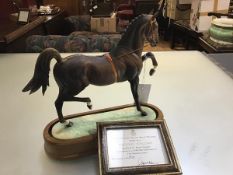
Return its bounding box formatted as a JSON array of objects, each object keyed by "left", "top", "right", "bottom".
[{"left": 43, "top": 103, "right": 164, "bottom": 160}]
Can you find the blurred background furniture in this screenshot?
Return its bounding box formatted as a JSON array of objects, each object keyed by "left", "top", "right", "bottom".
[
  {"left": 26, "top": 15, "right": 121, "bottom": 52},
  {"left": 116, "top": 0, "right": 162, "bottom": 30},
  {"left": 199, "top": 35, "right": 233, "bottom": 53},
  {"left": 135, "top": 0, "right": 160, "bottom": 16},
  {"left": 90, "top": 1, "right": 114, "bottom": 17},
  {"left": 116, "top": 0, "right": 136, "bottom": 29},
  {"left": 167, "top": 0, "right": 198, "bottom": 49},
  {"left": 0, "top": 10, "right": 67, "bottom": 53},
  {"left": 198, "top": 4, "right": 233, "bottom": 53},
  {"left": 63, "top": 15, "right": 91, "bottom": 34},
  {"left": 26, "top": 0, "right": 165, "bottom": 53},
  {"left": 169, "top": 0, "right": 232, "bottom": 52},
  {"left": 26, "top": 32, "right": 121, "bottom": 52},
  {"left": 170, "top": 20, "right": 202, "bottom": 50}
]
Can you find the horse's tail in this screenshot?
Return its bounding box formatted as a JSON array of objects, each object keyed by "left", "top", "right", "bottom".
[{"left": 22, "top": 48, "right": 62, "bottom": 95}]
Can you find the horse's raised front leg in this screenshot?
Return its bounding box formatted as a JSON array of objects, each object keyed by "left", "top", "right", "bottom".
[
  {"left": 142, "top": 52, "right": 158, "bottom": 76},
  {"left": 129, "top": 76, "right": 147, "bottom": 116}
]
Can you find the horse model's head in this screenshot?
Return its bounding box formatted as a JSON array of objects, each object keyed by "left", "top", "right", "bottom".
[{"left": 145, "top": 15, "right": 159, "bottom": 47}]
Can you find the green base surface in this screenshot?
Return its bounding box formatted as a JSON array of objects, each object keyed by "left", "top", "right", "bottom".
[{"left": 52, "top": 106, "right": 156, "bottom": 139}]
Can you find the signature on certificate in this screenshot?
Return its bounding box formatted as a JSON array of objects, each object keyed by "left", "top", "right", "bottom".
[{"left": 138, "top": 160, "right": 156, "bottom": 166}]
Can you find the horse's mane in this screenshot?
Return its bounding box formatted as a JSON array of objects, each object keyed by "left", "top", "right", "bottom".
[
  {"left": 119, "top": 14, "right": 151, "bottom": 45},
  {"left": 121, "top": 14, "right": 149, "bottom": 38}
]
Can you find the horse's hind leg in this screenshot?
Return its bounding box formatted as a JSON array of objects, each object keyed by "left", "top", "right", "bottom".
[
  {"left": 129, "top": 76, "right": 147, "bottom": 116},
  {"left": 55, "top": 87, "right": 92, "bottom": 127},
  {"left": 55, "top": 92, "right": 67, "bottom": 125}
]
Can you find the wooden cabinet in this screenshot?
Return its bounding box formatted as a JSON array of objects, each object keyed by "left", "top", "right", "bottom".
[
  {"left": 43, "top": 10, "right": 68, "bottom": 34},
  {"left": 0, "top": 16, "right": 46, "bottom": 53},
  {"left": 0, "top": 11, "right": 67, "bottom": 52}
]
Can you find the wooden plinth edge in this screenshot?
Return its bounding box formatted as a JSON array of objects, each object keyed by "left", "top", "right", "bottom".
[{"left": 43, "top": 103, "right": 164, "bottom": 160}]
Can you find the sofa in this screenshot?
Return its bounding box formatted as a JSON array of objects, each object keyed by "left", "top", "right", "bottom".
[{"left": 26, "top": 15, "right": 121, "bottom": 52}]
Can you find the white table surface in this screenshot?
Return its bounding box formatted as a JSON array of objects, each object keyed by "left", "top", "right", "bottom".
[{"left": 0, "top": 51, "right": 233, "bottom": 175}]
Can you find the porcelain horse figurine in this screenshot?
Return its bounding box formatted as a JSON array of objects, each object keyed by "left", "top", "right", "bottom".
[{"left": 23, "top": 14, "right": 160, "bottom": 127}]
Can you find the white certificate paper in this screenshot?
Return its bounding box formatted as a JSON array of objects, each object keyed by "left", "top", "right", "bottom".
[{"left": 106, "top": 127, "right": 169, "bottom": 168}]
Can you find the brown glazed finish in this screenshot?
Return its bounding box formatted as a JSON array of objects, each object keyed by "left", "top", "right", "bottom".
[
  {"left": 43, "top": 103, "right": 164, "bottom": 159},
  {"left": 22, "top": 13, "right": 160, "bottom": 127}
]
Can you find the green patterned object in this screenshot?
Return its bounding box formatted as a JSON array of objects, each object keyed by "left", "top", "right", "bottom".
[
  {"left": 209, "top": 18, "right": 233, "bottom": 44},
  {"left": 52, "top": 106, "right": 156, "bottom": 139},
  {"left": 209, "top": 25, "right": 233, "bottom": 43}
]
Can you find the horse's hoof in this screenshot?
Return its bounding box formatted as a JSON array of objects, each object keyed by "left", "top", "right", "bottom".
[
  {"left": 87, "top": 104, "right": 92, "bottom": 109},
  {"left": 141, "top": 111, "right": 147, "bottom": 116},
  {"left": 87, "top": 102, "right": 92, "bottom": 110},
  {"left": 61, "top": 120, "right": 73, "bottom": 127},
  {"left": 65, "top": 121, "right": 73, "bottom": 128}
]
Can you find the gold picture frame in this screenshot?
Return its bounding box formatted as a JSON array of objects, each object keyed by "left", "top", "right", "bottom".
[{"left": 97, "top": 121, "right": 182, "bottom": 175}]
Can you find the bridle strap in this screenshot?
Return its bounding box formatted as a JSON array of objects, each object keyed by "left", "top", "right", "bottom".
[
  {"left": 104, "top": 53, "right": 118, "bottom": 82},
  {"left": 116, "top": 22, "right": 155, "bottom": 59},
  {"left": 103, "top": 41, "right": 151, "bottom": 82},
  {"left": 146, "top": 20, "right": 157, "bottom": 43},
  {"left": 113, "top": 43, "right": 150, "bottom": 59}
]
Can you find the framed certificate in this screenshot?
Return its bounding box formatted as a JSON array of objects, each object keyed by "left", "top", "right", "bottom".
[
  {"left": 18, "top": 9, "right": 30, "bottom": 24},
  {"left": 97, "top": 121, "right": 182, "bottom": 175}
]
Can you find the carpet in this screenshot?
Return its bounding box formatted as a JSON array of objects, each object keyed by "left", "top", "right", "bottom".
[{"left": 206, "top": 53, "right": 233, "bottom": 79}]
